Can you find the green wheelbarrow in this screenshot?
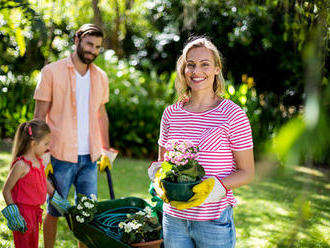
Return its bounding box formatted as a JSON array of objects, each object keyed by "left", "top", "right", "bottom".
[
  {"left": 48, "top": 154, "right": 163, "bottom": 247},
  {"left": 65, "top": 197, "right": 152, "bottom": 248}
]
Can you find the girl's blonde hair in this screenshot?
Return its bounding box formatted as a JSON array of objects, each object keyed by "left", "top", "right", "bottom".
[
  {"left": 11, "top": 119, "right": 50, "bottom": 161},
  {"left": 175, "top": 36, "right": 225, "bottom": 101}
]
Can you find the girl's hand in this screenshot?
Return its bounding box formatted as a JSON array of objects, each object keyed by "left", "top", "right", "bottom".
[
  {"left": 49, "top": 191, "right": 71, "bottom": 216},
  {"left": 1, "top": 204, "right": 27, "bottom": 233}
]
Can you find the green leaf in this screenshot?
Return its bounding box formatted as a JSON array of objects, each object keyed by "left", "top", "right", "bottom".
[{"left": 15, "top": 27, "right": 26, "bottom": 57}]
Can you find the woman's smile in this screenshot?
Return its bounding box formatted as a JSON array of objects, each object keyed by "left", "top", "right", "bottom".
[
  {"left": 185, "top": 46, "right": 220, "bottom": 92},
  {"left": 190, "top": 76, "right": 206, "bottom": 83}
]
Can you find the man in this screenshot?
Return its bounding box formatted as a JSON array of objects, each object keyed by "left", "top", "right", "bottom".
[{"left": 34, "top": 24, "right": 113, "bottom": 248}]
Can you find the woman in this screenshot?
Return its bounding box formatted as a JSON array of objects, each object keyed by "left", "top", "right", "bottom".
[{"left": 149, "top": 36, "right": 255, "bottom": 248}]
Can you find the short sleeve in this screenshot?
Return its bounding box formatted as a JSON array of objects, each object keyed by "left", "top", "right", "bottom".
[
  {"left": 228, "top": 107, "right": 253, "bottom": 151},
  {"left": 158, "top": 106, "right": 170, "bottom": 148},
  {"left": 34, "top": 66, "right": 52, "bottom": 102}
]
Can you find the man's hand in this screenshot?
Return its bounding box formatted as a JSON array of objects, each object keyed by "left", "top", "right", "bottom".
[
  {"left": 97, "top": 148, "right": 119, "bottom": 171},
  {"left": 170, "top": 176, "right": 227, "bottom": 210},
  {"left": 42, "top": 151, "right": 53, "bottom": 177},
  {"left": 45, "top": 163, "right": 54, "bottom": 177},
  {"left": 1, "top": 204, "right": 27, "bottom": 233}
]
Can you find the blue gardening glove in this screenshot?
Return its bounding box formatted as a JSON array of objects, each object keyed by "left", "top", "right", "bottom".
[
  {"left": 50, "top": 191, "right": 71, "bottom": 216},
  {"left": 171, "top": 176, "right": 227, "bottom": 210},
  {"left": 97, "top": 148, "right": 119, "bottom": 171},
  {"left": 1, "top": 204, "right": 27, "bottom": 233}
]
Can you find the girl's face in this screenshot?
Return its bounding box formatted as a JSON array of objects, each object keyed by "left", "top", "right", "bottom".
[
  {"left": 184, "top": 46, "right": 220, "bottom": 94},
  {"left": 32, "top": 134, "right": 50, "bottom": 157}
]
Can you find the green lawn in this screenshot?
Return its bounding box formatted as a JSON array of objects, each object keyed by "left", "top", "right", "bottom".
[{"left": 0, "top": 150, "right": 329, "bottom": 247}]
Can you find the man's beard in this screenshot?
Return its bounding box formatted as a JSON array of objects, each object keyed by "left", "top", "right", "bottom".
[{"left": 77, "top": 42, "right": 97, "bottom": 65}]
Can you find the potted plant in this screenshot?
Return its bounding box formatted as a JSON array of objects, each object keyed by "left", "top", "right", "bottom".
[
  {"left": 69, "top": 193, "right": 98, "bottom": 223},
  {"left": 160, "top": 139, "right": 205, "bottom": 201},
  {"left": 118, "top": 206, "right": 162, "bottom": 248}
]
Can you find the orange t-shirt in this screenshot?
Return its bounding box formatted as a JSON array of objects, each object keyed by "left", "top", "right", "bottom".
[{"left": 34, "top": 56, "right": 109, "bottom": 162}]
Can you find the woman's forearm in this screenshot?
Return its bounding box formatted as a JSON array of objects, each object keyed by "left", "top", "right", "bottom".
[
  {"left": 221, "top": 149, "right": 255, "bottom": 189},
  {"left": 220, "top": 168, "right": 254, "bottom": 189}
]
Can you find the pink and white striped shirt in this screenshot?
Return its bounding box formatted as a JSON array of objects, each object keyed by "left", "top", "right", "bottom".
[{"left": 158, "top": 98, "right": 253, "bottom": 221}]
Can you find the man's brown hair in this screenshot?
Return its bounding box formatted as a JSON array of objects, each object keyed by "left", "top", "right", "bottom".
[{"left": 75, "top": 24, "right": 104, "bottom": 40}]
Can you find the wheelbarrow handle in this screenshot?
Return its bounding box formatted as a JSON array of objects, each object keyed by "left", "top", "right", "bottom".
[
  {"left": 105, "top": 167, "right": 115, "bottom": 200},
  {"left": 47, "top": 173, "right": 72, "bottom": 230}
]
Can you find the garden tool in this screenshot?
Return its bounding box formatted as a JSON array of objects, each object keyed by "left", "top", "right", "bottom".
[
  {"left": 106, "top": 167, "right": 115, "bottom": 200},
  {"left": 170, "top": 176, "right": 227, "bottom": 210},
  {"left": 64, "top": 197, "right": 150, "bottom": 248},
  {"left": 42, "top": 152, "right": 68, "bottom": 213},
  {"left": 47, "top": 171, "right": 72, "bottom": 229},
  {"left": 1, "top": 204, "right": 27, "bottom": 233},
  {"left": 98, "top": 148, "right": 119, "bottom": 199}
]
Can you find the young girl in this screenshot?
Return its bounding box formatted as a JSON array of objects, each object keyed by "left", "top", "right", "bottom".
[{"left": 1, "top": 119, "right": 68, "bottom": 248}]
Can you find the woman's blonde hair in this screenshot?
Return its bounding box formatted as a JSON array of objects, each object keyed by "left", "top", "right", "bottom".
[
  {"left": 11, "top": 119, "right": 50, "bottom": 162},
  {"left": 175, "top": 36, "right": 225, "bottom": 101}
]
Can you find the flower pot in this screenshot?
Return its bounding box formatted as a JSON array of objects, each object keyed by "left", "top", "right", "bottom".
[
  {"left": 131, "top": 239, "right": 163, "bottom": 248},
  {"left": 161, "top": 179, "right": 201, "bottom": 201}
]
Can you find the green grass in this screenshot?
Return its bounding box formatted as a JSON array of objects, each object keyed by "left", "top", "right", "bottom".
[{"left": 0, "top": 150, "right": 329, "bottom": 247}]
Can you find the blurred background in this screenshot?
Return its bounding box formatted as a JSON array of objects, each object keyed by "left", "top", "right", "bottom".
[{"left": 0, "top": 0, "right": 329, "bottom": 247}]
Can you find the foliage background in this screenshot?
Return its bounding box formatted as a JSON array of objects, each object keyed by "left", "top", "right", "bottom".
[{"left": 0, "top": 0, "right": 328, "bottom": 164}]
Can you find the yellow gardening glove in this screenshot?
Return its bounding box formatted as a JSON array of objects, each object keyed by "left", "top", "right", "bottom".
[
  {"left": 98, "top": 155, "right": 111, "bottom": 171},
  {"left": 148, "top": 161, "right": 162, "bottom": 180},
  {"left": 41, "top": 152, "right": 53, "bottom": 177},
  {"left": 45, "top": 163, "right": 54, "bottom": 177},
  {"left": 98, "top": 148, "right": 119, "bottom": 171},
  {"left": 171, "top": 176, "right": 227, "bottom": 210},
  {"left": 148, "top": 161, "right": 169, "bottom": 203},
  {"left": 153, "top": 169, "right": 169, "bottom": 203}
]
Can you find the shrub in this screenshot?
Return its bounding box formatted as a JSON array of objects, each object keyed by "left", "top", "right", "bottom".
[{"left": 0, "top": 71, "right": 36, "bottom": 138}]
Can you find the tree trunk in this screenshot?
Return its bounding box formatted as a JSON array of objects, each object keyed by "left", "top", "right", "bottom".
[
  {"left": 113, "top": 0, "right": 124, "bottom": 57},
  {"left": 92, "top": 0, "right": 104, "bottom": 30},
  {"left": 91, "top": 0, "right": 124, "bottom": 57}
]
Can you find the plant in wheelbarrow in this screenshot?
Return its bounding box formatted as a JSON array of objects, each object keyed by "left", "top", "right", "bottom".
[
  {"left": 159, "top": 139, "right": 205, "bottom": 201},
  {"left": 119, "top": 206, "right": 162, "bottom": 247},
  {"left": 69, "top": 193, "right": 98, "bottom": 223}
]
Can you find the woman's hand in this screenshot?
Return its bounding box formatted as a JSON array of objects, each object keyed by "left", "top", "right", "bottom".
[{"left": 170, "top": 176, "right": 227, "bottom": 210}]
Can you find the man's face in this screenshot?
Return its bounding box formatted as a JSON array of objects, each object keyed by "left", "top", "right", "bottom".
[{"left": 76, "top": 35, "right": 103, "bottom": 64}]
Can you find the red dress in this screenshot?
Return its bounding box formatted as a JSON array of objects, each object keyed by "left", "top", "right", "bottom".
[{"left": 11, "top": 156, "right": 47, "bottom": 248}]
